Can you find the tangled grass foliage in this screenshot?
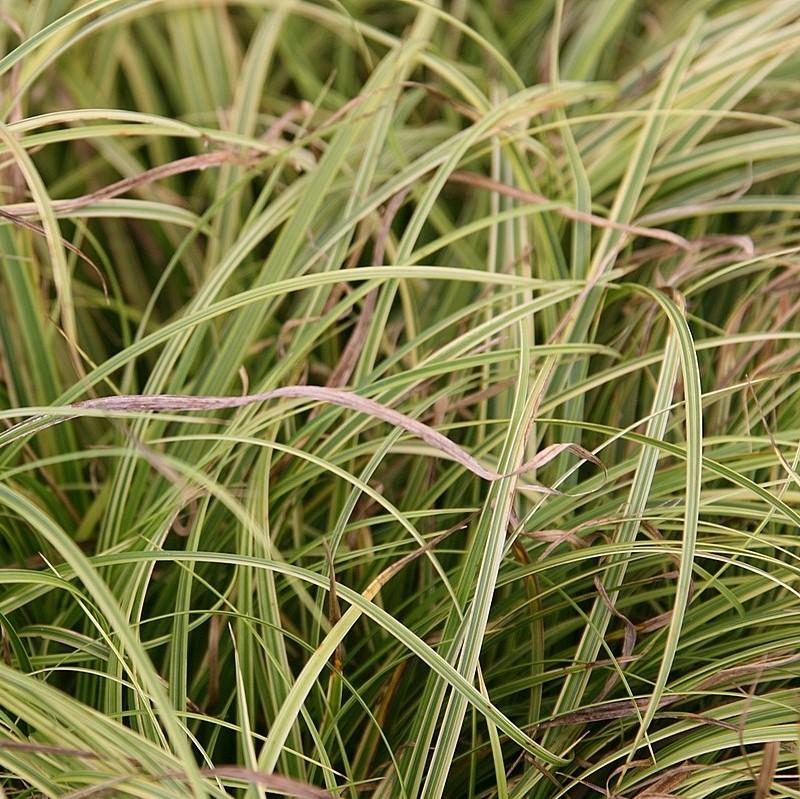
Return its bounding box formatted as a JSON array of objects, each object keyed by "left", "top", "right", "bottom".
[{"left": 1, "top": 1, "right": 800, "bottom": 796}]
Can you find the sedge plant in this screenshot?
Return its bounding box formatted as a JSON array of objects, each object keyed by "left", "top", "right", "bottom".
[{"left": 1, "top": 1, "right": 800, "bottom": 797}]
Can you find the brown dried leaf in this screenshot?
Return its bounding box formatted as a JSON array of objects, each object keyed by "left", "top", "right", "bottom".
[
  {"left": 0, "top": 207, "right": 108, "bottom": 299},
  {"left": 69, "top": 386, "right": 604, "bottom": 493},
  {"left": 635, "top": 761, "right": 694, "bottom": 797},
  {"left": 449, "top": 171, "right": 692, "bottom": 250},
  {"left": 594, "top": 575, "right": 637, "bottom": 701},
  {"left": 540, "top": 694, "right": 679, "bottom": 728},
  {"left": 326, "top": 188, "right": 409, "bottom": 389},
  {"left": 0, "top": 740, "right": 333, "bottom": 798},
  {"left": 756, "top": 741, "right": 780, "bottom": 799}
]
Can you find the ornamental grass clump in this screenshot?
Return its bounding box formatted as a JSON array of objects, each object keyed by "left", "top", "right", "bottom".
[{"left": 1, "top": 1, "right": 800, "bottom": 797}]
